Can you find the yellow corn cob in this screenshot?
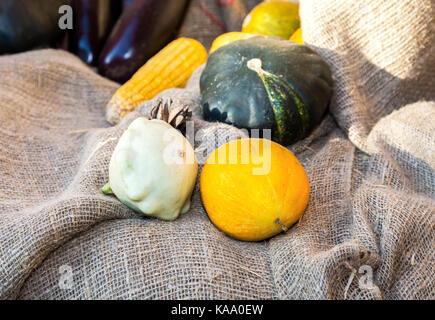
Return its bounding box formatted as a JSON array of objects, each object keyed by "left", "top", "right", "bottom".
[{"left": 106, "top": 37, "right": 208, "bottom": 125}]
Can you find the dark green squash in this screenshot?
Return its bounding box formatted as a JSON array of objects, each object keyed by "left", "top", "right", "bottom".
[{"left": 199, "top": 36, "right": 333, "bottom": 145}]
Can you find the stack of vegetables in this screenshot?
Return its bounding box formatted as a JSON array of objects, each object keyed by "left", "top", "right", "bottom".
[
  {"left": 0, "top": 0, "right": 333, "bottom": 242},
  {"left": 102, "top": 1, "right": 333, "bottom": 242}
]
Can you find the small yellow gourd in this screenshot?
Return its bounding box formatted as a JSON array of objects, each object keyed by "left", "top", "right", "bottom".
[
  {"left": 209, "top": 32, "right": 258, "bottom": 54},
  {"left": 242, "top": 1, "right": 300, "bottom": 39},
  {"left": 200, "top": 138, "right": 310, "bottom": 241},
  {"left": 289, "top": 28, "right": 303, "bottom": 44}
]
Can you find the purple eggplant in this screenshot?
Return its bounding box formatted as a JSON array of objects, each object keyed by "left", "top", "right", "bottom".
[
  {"left": 98, "top": 0, "right": 190, "bottom": 83},
  {"left": 69, "top": 0, "right": 122, "bottom": 66}
]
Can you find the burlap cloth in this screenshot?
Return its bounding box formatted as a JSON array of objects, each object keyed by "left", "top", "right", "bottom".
[{"left": 0, "top": 0, "right": 433, "bottom": 300}]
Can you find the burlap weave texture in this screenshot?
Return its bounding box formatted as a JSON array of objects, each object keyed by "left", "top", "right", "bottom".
[{"left": 0, "top": 0, "right": 433, "bottom": 299}]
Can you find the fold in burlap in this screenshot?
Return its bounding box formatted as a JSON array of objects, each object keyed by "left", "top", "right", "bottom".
[{"left": 0, "top": 0, "right": 433, "bottom": 299}]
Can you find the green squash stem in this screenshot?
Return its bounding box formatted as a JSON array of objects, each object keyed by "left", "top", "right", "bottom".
[
  {"left": 247, "top": 58, "right": 310, "bottom": 144},
  {"left": 101, "top": 182, "right": 114, "bottom": 195}
]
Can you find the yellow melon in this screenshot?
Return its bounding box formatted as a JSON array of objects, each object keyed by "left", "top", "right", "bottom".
[{"left": 200, "top": 138, "right": 309, "bottom": 241}]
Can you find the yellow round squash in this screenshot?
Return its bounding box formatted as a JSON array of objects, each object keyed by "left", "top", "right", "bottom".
[
  {"left": 242, "top": 1, "right": 300, "bottom": 39},
  {"left": 200, "top": 138, "right": 310, "bottom": 242},
  {"left": 209, "top": 32, "right": 258, "bottom": 54},
  {"left": 289, "top": 27, "right": 303, "bottom": 44}
]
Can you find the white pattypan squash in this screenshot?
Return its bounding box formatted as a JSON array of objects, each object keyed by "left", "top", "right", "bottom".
[{"left": 107, "top": 117, "right": 198, "bottom": 221}]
